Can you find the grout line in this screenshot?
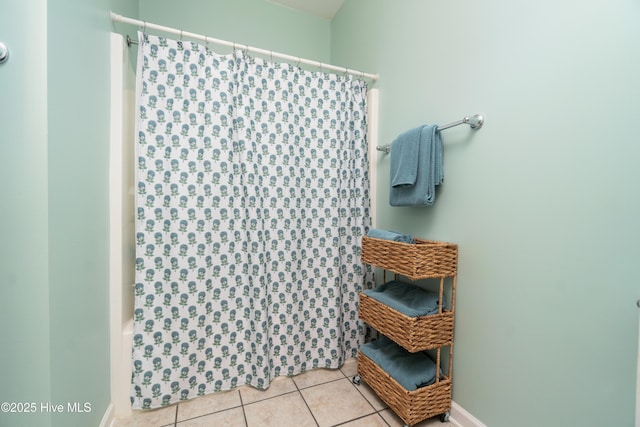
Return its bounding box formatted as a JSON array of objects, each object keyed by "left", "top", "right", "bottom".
[
  {"left": 173, "top": 390, "right": 245, "bottom": 425},
  {"left": 243, "top": 389, "right": 300, "bottom": 407},
  {"left": 349, "top": 375, "right": 385, "bottom": 412},
  {"left": 238, "top": 389, "right": 249, "bottom": 427},
  {"left": 331, "top": 411, "right": 384, "bottom": 427},
  {"left": 296, "top": 385, "right": 321, "bottom": 427},
  {"left": 348, "top": 374, "right": 395, "bottom": 427},
  {"left": 375, "top": 408, "right": 394, "bottom": 427},
  {"left": 172, "top": 403, "right": 178, "bottom": 426},
  {"left": 290, "top": 374, "right": 314, "bottom": 424},
  {"left": 296, "top": 374, "right": 380, "bottom": 427},
  {"left": 131, "top": 367, "right": 366, "bottom": 426},
  {"left": 296, "top": 376, "right": 346, "bottom": 390}
]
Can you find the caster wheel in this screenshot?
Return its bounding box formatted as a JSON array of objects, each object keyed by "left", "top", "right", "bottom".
[
  {"left": 352, "top": 375, "right": 361, "bottom": 385},
  {"left": 439, "top": 412, "right": 450, "bottom": 423}
]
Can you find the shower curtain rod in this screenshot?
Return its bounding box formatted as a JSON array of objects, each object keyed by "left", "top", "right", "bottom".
[
  {"left": 375, "top": 114, "right": 484, "bottom": 154},
  {"left": 110, "top": 12, "right": 379, "bottom": 81}
]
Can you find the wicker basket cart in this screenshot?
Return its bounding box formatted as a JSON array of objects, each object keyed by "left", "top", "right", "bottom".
[{"left": 354, "top": 236, "right": 458, "bottom": 426}]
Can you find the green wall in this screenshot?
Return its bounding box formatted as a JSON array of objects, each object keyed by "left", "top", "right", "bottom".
[
  {"left": 137, "top": 0, "right": 331, "bottom": 63},
  {"left": 4, "top": 1, "right": 638, "bottom": 426},
  {"left": 0, "top": 2, "right": 51, "bottom": 426},
  {"left": 47, "top": 0, "right": 113, "bottom": 426},
  {"left": 2, "top": 0, "right": 117, "bottom": 426},
  {"left": 332, "top": 1, "right": 640, "bottom": 426}
]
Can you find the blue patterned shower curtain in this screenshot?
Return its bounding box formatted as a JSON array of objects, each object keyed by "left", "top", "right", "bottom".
[{"left": 131, "top": 32, "right": 373, "bottom": 409}]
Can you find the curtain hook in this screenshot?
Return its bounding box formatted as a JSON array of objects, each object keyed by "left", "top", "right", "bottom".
[
  {"left": 141, "top": 22, "right": 148, "bottom": 45},
  {"left": 270, "top": 50, "right": 273, "bottom": 62},
  {"left": 296, "top": 57, "right": 301, "bottom": 68},
  {"left": 180, "top": 29, "right": 183, "bottom": 40}
]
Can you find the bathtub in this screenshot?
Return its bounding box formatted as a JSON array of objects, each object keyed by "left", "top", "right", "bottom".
[
  {"left": 110, "top": 32, "right": 136, "bottom": 419},
  {"left": 111, "top": 318, "right": 134, "bottom": 418}
]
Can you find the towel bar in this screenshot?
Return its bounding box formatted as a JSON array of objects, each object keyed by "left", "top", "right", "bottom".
[{"left": 377, "top": 114, "right": 484, "bottom": 154}]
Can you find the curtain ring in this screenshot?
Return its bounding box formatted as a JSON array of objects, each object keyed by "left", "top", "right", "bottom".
[
  {"left": 179, "top": 29, "right": 183, "bottom": 40},
  {"left": 141, "top": 22, "right": 148, "bottom": 45},
  {"left": 270, "top": 50, "right": 273, "bottom": 62},
  {"left": 296, "top": 57, "right": 301, "bottom": 68}
]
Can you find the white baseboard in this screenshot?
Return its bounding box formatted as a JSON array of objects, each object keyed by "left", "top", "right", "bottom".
[
  {"left": 450, "top": 400, "right": 487, "bottom": 427},
  {"left": 99, "top": 403, "right": 115, "bottom": 427}
]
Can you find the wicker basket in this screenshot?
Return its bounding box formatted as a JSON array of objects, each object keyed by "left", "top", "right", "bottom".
[
  {"left": 357, "top": 350, "right": 452, "bottom": 426},
  {"left": 361, "top": 236, "right": 457, "bottom": 280},
  {"left": 359, "top": 292, "right": 454, "bottom": 352}
]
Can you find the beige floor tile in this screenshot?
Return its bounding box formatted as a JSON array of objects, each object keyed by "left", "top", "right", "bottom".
[
  {"left": 340, "top": 357, "right": 358, "bottom": 378},
  {"left": 379, "top": 408, "right": 405, "bottom": 427},
  {"left": 239, "top": 376, "right": 298, "bottom": 404},
  {"left": 340, "top": 413, "right": 389, "bottom": 427},
  {"left": 244, "top": 392, "right": 316, "bottom": 427},
  {"left": 300, "top": 378, "right": 375, "bottom": 427},
  {"left": 379, "top": 408, "right": 448, "bottom": 427},
  {"left": 176, "top": 407, "right": 245, "bottom": 427},
  {"left": 176, "top": 389, "right": 242, "bottom": 422},
  {"left": 353, "top": 380, "right": 387, "bottom": 411},
  {"left": 113, "top": 405, "right": 177, "bottom": 427},
  {"left": 291, "top": 367, "right": 344, "bottom": 389}
]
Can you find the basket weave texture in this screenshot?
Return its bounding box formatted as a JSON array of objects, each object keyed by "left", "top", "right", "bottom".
[
  {"left": 359, "top": 292, "right": 454, "bottom": 352},
  {"left": 361, "top": 236, "right": 458, "bottom": 280},
  {"left": 357, "top": 350, "right": 452, "bottom": 426}
]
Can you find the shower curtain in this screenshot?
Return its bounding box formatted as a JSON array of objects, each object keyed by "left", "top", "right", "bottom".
[{"left": 131, "top": 32, "right": 373, "bottom": 409}]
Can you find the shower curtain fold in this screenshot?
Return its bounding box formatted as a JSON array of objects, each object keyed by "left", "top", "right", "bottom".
[{"left": 131, "top": 32, "right": 373, "bottom": 409}]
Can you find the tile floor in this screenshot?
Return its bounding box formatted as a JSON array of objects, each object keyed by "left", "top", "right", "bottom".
[{"left": 113, "top": 358, "right": 449, "bottom": 427}]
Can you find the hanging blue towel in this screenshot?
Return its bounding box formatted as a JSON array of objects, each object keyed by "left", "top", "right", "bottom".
[
  {"left": 389, "top": 127, "right": 422, "bottom": 187},
  {"left": 389, "top": 124, "right": 443, "bottom": 207}
]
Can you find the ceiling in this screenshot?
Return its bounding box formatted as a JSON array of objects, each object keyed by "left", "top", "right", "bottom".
[{"left": 266, "top": 0, "right": 346, "bottom": 20}]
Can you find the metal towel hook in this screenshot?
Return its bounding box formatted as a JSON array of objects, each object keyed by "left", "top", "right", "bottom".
[{"left": 0, "top": 42, "right": 9, "bottom": 64}]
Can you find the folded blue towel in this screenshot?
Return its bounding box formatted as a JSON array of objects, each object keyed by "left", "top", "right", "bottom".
[
  {"left": 390, "top": 127, "right": 422, "bottom": 187},
  {"left": 389, "top": 124, "right": 443, "bottom": 207},
  {"left": 366, "top": 228, "right": 414, "bottom": 244},
  {"left": 360, "top": 336, "right": 441, "bottom": 390},
  {"left": 363, "top": 280, "right": 441, "bottom": 317}
]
